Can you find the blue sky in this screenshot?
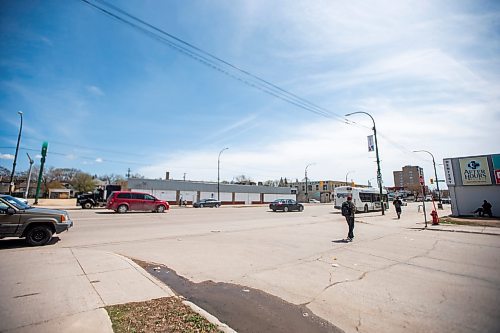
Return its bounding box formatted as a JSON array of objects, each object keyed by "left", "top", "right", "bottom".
[{"left": 1, "top": 0, "right": 499, "bottom": 188}]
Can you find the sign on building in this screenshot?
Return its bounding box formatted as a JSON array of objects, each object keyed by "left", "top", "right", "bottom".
[
  {"left": 459, "top": 156, "right": 491, "bottom": 185},
  {"left": 492, "top": 154, "right": 500, "bottom": 185},
  {"left": 443, "top": 159, "right": 455, "bottom": 185}
]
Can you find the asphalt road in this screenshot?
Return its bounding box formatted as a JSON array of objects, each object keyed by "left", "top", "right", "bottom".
[{"left": 2, "top": 203, "right": 500, "bottom": 333}]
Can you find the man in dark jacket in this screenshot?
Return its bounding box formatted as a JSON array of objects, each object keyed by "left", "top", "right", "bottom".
[
  {"left": 393, "top": 197, "right": 403, "bottom": 219},
  {"left": 482, "top": 200, "right": 493, "bottom": 217},
  {"left": 342, "top": 196, "right": 356, "bottom": 241},
  {"left": 473, "top": 200, "right": 493, "bottom": 217}
]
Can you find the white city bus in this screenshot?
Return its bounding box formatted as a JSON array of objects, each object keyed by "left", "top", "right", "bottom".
[{"left": 333, "top": 186, "right": 388, "bottom": 213}]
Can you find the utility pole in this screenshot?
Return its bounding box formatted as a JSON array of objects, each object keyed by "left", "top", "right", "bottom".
[
  {"left": 183, "top": 173, "right": 186, "bottom": 181},
  {"left": 127, "top": 168, "right": 131, "bottom": 179},
  {"left": 34, "top": 142, "right": 48, "bottom": 205},
  {"left": 25, "top": 153, "right": 34, "bottom": 199},
  {"left": 305, "top": 163, "right": 315, "bottom": 202},
  {"left": 345, "top": 111, "right": 385, "bottom": 215},
  {"left": 9, "top": 111, "right": 23, "bottom": 195},
  {"left": 217, "top": 147, "right": 229, "bottom": 201},
  {"left": 413, "top": 150, "right": 442, "bottom": 209}
]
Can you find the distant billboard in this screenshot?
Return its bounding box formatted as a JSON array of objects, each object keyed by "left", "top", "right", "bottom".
[
  {"left": 459, "top": 156, "right": 491, "bottom": 185},
  {"left": 492, "top": 154, "right": 500, "bottom": 185}
]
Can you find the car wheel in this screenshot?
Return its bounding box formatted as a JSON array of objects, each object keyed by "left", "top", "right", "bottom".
[
  {"left": 200, "top": 204, "right": 204, "bottom": 208},
  {"left": 83, "top": 202, "right": 92, "bottom": 209},
  {"left": 117, "top": 205, "right": 128, "bottom": 213},
  {"left": 26, "top": 225, "right": 53, "bottom": 246},
  {"left": 215, "top": 204, "right": 220, "bottom": 208},
  {"left": 156, "top": 205, "right": 165, "bottom": 213},
  {"left": 299, "top": 205, "right": 304, "bottom": 212},
  {"left": 364, "top": 205, "right": 368, "bottom": 213},
  {"left": 284, "top": 206, "right": 289, "bottom": 212},
  {"left": 272, "top": 208, "right": 276, "bottom": 212}
]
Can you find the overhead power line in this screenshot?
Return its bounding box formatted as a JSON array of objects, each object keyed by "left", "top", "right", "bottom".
[
  {"left": 77, "top": 0, "right": 428, "bottom": 169},
  {"left": 79, "top": 0, "right": 358, "bottom": 125}
]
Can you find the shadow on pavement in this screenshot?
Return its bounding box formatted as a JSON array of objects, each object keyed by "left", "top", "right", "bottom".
[
  {"left": 0, "top": 237, "right": 60, "bottom": 250},
  {"left": 331, "top": 239, "right": 349, "bottom": 243},
  {"left": 135, "top": 259, "right": 343, "bottom": 333}
]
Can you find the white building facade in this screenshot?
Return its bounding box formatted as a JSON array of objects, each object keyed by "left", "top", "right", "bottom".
[
  {"left": 444, "top": 153, "right": 500, "bottom": 217},
  {"left": 127, "top": 179, "right": 297, "bottom": 205}
]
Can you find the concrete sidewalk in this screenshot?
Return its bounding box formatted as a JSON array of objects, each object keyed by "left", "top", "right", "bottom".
[
  {"left": 0, "top": 248, "right": 174, "bottom": 333},
  {"left": 415, "top": 222, "right": 500, "bottom": 235}
]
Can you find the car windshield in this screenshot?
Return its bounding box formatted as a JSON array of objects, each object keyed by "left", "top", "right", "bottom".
[{"left": 3, "top": 196, "right": 31, "bottom": 210}]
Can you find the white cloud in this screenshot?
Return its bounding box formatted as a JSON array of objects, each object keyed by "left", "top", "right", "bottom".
[
  {"left": 95, "top": 157, "right": 103, "bottom": 163},
  {"left": 0, "top": 153, "right": 14, "bottom": 160},
  {"left": 86, "top": 85, "right": 104, "bottom": 96}
]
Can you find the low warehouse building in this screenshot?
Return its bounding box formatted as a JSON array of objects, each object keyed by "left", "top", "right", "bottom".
[{"left": 127, "top": 179, "right": 297, "bottom": 205}]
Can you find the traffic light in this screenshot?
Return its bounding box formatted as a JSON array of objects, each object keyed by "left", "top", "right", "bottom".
[{"left": 430, "top": 178, "right": 434, "bottom": 184}]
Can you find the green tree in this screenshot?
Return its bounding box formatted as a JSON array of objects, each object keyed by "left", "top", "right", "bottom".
[{"left": 72, "top": 172, "right": 97, "bottom": 193}]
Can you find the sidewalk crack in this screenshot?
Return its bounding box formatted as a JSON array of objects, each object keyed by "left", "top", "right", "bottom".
[{"left": 70, "top": 248, "right": 105, "bottom": 306}]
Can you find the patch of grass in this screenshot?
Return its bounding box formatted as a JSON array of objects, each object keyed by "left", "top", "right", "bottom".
[{"left": 106, "top": 297, "right": 223, "bottom": 333}]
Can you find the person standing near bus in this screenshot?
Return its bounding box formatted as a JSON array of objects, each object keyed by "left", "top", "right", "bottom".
[
  {"left": 341, "top": 196, "right": 356, "bottom": 241},
  {"left": 393, "top": 197, "right": 403, "bottom": 219}
]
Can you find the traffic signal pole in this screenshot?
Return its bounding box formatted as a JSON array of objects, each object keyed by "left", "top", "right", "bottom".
[{"left": 34, "top": 142, "right": 48, "bottom": 205}]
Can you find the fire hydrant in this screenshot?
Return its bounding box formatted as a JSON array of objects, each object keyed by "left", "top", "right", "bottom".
[{"left": 430, "top": 210, "right": 439, "bottom": 225}]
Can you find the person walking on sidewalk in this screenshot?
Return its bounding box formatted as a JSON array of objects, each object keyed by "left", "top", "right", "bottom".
[
  {"left": 341, "top": 196, "right": 356, "bottom": 241},
  {"left": 393, "top": 197, "right": 403, "bottom": 219}
]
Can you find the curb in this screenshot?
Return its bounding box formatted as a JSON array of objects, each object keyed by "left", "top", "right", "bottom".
[
  {"left": 409, "top": 227, "right": 500, "bottom": 236},
  {"left": 119, "top": 255, "right": 237, "bottom": 333},
  {"left": 182, "top": 300, "right": 237, "bottom": 333}
]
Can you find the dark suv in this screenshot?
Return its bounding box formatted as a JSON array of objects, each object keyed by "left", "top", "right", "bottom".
[
  {"left": 0, "top": 194, "right": 73, "bottom": 246},
  {"left": 106, "top": 191, "right": 170, "bottom": 213}
]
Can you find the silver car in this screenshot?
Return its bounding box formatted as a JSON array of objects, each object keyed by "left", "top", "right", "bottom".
[{"left": 0, "top": 195, "right": 73, "bottom": 246}]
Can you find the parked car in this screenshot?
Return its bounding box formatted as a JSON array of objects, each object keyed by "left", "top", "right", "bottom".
[
  {"left": 0, "top": 194, "right": 73, "bottom": 246},
  {"left": 106, "top": 191, "right": 170, "bottom": 213},
  {"left": 269, "top": 199, "right": 304, "bottom": 212},
  {"left": 441, "top": 197, "right": 452, "bottom": 204},
  {"left": 193, "top": 198, "right": 221, "bottom": 208}
]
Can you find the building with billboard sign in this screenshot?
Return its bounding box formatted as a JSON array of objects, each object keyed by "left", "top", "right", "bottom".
[{"left": 444, "top": 153, "right": 500, "bottom": 216}]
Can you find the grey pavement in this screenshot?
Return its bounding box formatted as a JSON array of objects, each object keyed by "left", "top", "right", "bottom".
[
  {"left": 1, "top": 202, "right": 499, "bottom": 333},
  {"left": 0, "top": 248, "right": 174, "bottom": 333}
]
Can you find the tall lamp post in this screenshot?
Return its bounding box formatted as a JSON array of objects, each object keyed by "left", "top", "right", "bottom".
[
  {"left": 413, "top": 150, "right": 442, "bottom": 208},
  {"left": 217, "top": 147, "right": 229, "bottom": 201},
  {"left": 24, "top": 153, "right": 34, "bottom": 199},
  {"left": 8, "top": 111, "right": 23, "bottom": 195},
  {"left": 345, "top": 111, "right": 385, "bottom": 215},
  {"left": 345, "top": 170, "right": 355, "bottom": 185},
  {"left": 304, "top": 163, "right": 315, "bottom": 202}
]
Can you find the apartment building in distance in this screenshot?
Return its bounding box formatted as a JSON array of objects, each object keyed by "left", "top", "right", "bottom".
[{"left": 393, "top": 165, "right": 424, "bottom": 193}]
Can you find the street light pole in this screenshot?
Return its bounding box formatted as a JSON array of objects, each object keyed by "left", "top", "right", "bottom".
[
  {"left": 345, "top": 111, "right": 385, "bottom": 215},
  {"left": 413, "top": 150, "right": 442, "bottom": 207},
  {"left": 305, "top": 163, "right": 315, "bottom": 202},
  {"left": 8, "top": 111, "right": 23, "bottom": 195},
  {"left": 25, "top": 153, "right": 34, "bottom": 199},
  {"left": 217, "top": 147, "right": 229, "bottom": 201},
  {"left": 345, "top": 170, "right": 355, "bottom": 185}
]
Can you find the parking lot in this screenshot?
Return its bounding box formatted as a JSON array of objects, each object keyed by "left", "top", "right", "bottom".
[{"left": 1, "top": 203, "right": 500, "bottom": 333}]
